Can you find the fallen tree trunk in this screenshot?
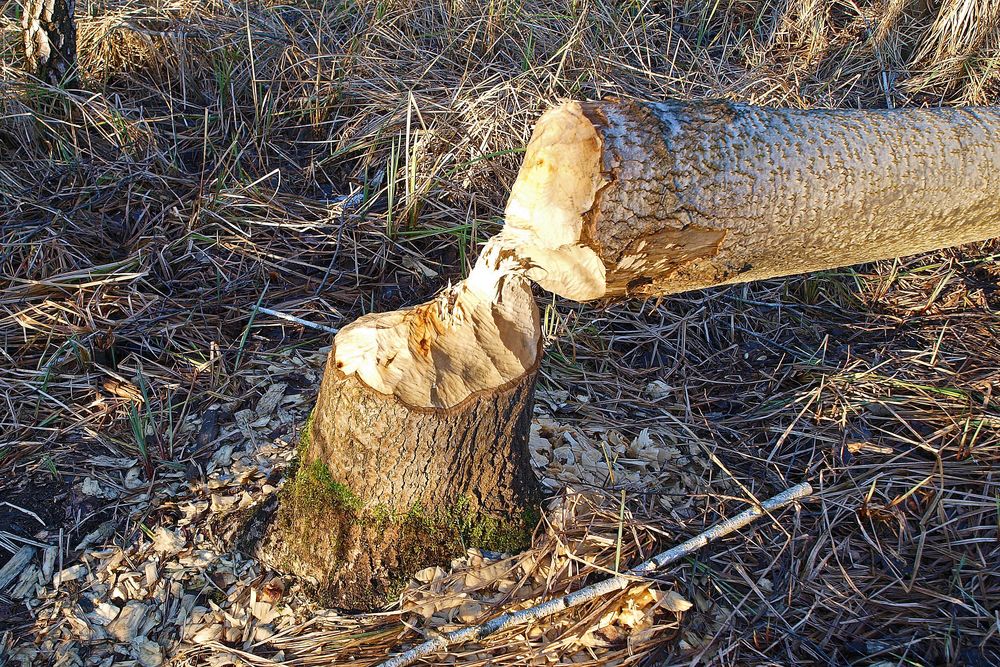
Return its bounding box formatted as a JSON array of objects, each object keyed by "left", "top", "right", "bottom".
[
  {"left": 256, "top": 99, "right": 1000, "bottom": 610},
  {"left": 502, "top": 100, "right": 1000, "bottom": 300}
]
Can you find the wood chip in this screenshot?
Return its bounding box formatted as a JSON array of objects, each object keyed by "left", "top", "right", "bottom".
[
  {"left": 11, "top": 564, "right": 40, "bottom": 599},
  {"left": 75, "top": 520, "right": 116, "bottom": 552},
  {"left": 108, "top": 601, "right": 148, "bottom": 642},
  {"left": 197, "top": 408, "right": 222, "bottom": 446},
  {"left": 255, "top": 383, "right": 288, "bottom": 417},
  {"left": 662, "top": 591, "right": 693, "bottom": 612},
  {"left": 211, "top": 444, "right": 234, "bottom": 467},
  {"left": 144, "top": 561, "right": 158, "bottom": 588},
  {"left": 132, "top": 637, "right": 164, "bottom": 667},
  {"left": 52, "top": 564, "right": 87, "bottom": 587},
  {"left": 89, "top": 602, "right": 121, "bottom": 626},
  {"left": 192, "top": 624, "right": 223, "bottom": 644},
  {"left": 0, "top": 545, "right": 35, "bottom": 590},
  {"left": 41, "top": 546, "right": 57, "bottom": 583},
  {"left": 151, "top": 527, "right": 185, "bottom": 555},
  {"left": 234, "top": 409, "right": 255, "bottom": 437}
]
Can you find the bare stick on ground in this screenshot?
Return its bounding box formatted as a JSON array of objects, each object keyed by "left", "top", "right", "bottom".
[{"left": 377, "top": 482, "right": 814, "bottom": 667}]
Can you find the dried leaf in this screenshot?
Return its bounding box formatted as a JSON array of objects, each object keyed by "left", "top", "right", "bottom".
[{"left": 414, "top": 566, "right": 446, "bottom": 584}]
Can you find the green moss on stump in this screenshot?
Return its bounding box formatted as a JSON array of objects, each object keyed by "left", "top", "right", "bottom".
[
  {"left": 288, "top": 463, "right": 535, "bottom": 554},
  {"left": 295, "top": 460, "right": 362, "bottom": 512},
  {"left": 451, "top": 495, "right": 538, "bottom": 555},
  {"left": 293, "top": 410, "right": 313, "bottom": 462}
]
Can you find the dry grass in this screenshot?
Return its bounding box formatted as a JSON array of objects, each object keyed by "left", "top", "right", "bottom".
[{"left": 1, "top": 0, "right": 999, "bottom": 665}]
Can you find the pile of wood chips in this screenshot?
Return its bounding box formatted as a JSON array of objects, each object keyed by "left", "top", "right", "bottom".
[{"left": 3, "top": 350, "right": 716, "bottom": 666}]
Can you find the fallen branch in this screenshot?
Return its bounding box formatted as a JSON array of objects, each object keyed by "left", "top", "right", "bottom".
[
  {"left": 376, "top": 481, "right": 814, "bottom": 667},
  {"left": 255, "top": 306, "right": 341, "bottom": 335}
]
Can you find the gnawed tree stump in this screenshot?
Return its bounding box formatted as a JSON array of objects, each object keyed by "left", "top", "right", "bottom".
[
  {"left": 22, "top": 0, "right": 77, "bottom": 85},
  {"left": 253, "top": 98, "right": 1000, "bottom": 610},
  {"left": 257, "top": 247, "right": 542, "bottom": 610}
]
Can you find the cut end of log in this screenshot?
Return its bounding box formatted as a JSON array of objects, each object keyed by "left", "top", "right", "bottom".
[
  {"left": 502, "top": 101, "right": 608, "bottom": 301},
  {"left": 334, "top": 242, "right": 541, "bottom": 410}
]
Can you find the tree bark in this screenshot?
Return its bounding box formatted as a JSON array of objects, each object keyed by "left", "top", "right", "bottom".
[
  {"left": 255, "top": 267, "right": 542, "bottom": 611},
  {"left": 22, "top": 0, "right": 77, "bottom": 85},
  {"left": 258, "top": 353, "right": 540, "bottom": 610},
  {"left": 503, "top": 100, "right": 1000, "bottom": 300},
  {"left": 307, "top": 352, "right": 540, "bottom": 519}
]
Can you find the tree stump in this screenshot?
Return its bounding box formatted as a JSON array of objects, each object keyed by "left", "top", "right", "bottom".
[
  {"left": 256, "top": 253, "right": 542, "bottom": 610},
  {"left": 22, "top": 0, "right": 77, "bottom": 85}
]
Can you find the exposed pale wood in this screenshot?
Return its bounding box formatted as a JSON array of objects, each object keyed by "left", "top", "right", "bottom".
[{"left": 334, "top": 241, "right": 539, "bottom": 409}]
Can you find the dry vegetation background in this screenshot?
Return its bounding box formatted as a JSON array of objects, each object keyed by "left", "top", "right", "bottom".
[{"left": 1, "top": 0, "right": 999, "bottom": 665}]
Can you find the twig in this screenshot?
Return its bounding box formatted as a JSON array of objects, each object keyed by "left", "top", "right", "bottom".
[
  {"left": 376, "top": 482, "right": 813, "bottom": 667},
  {"left": 0, "top": 502, "right": 46, "bottom": 526},
  {"left": 256, "top": 307, "right": 340, "bottom": 334}
]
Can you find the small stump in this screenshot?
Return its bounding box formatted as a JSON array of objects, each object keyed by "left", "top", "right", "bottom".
[{"left": 254, "top": 264, "right": 542, "bottom": 610}]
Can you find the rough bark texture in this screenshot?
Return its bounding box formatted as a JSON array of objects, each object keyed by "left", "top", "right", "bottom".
[
  {"left": 256, "top": 347, "right": 541, "bottom": 610},
  {"left": 309, "top": 347, "right": 540, "bottom": 516},
  {"left": 589, "top": 100, "right": 1000, "bottom": 297},
  {"left": 22, "top": 0, "right": 77, "bottom": 85},
  {"left": 507, "top": 100, "right": 1000, "bottom": 300}
]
